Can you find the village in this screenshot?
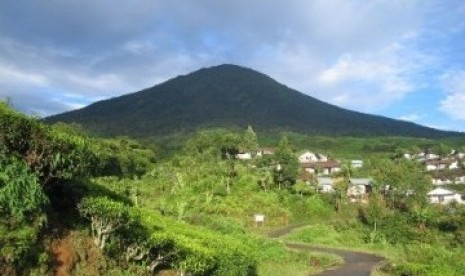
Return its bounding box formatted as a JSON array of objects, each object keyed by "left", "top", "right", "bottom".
[{"left": 237, "top": 147, "right": 465, "bottom": 205}]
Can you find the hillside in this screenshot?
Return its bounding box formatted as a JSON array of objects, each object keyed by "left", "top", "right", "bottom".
[{"left": 46, "top": 64, "right": 462, "bottom": 138}]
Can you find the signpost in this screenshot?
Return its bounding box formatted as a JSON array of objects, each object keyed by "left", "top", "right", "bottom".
[{"left": 254, "top": 214, "right": 265, "bottom": 227}]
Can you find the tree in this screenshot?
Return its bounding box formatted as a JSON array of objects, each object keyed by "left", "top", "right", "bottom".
[
  {"left": 372, "top": 159, "right": 430, "bottom": 211},
  {"left": 333, "top": 165, "right": 351, "bottom": 201},
  {"left": 78, "top": 196, "right": 133, "bottom": 250},
  {"left": 273, "top": 136, "right": 298, "bottom": 189},
  {"left": 242, "top": 125, "right": 258, "bottom": 154},
  {"left": 257, "top": 168, "right": 272, "bottom": 191},
  {"left": 293, "top": 181, "right": 312, "bottom": 198}
]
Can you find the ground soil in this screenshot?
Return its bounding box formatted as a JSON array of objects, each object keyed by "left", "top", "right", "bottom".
[{"left": 51, "top": 235, "right": 78, "bottom": 276}]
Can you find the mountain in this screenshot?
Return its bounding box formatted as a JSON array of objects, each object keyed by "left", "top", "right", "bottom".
[{"left": 46, "top": 64, "right": 462, "bottom": 138}]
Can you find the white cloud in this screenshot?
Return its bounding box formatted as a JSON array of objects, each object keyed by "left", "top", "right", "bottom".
[
  {"left": 398, "top": 114, "right": 422, "bottom": 122},
  {"left": 439, "top": 70, "right": 465, "bottom": 120},
  {"left": 0, "top": 0, "right": 464, "bottom": 134},
  {"left": 0, "top": 64, "right": 48, "bottom": 86},
  {"left": 309, "top": 40, "right": 434, "bottom": 112}
]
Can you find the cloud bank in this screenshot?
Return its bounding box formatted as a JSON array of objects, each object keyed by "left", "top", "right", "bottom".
[{"left": 0, "top": 0, "right": 464, "bottom": 131}]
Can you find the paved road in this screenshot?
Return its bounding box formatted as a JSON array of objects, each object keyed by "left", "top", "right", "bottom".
[
  {"left": 268, "top": 225, "right": 384, "bottom": 276},
  {"left": 286, "top": 242, "right": 383, "bottom": 276}
]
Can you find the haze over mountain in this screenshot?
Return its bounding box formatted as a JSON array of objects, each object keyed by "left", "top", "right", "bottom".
[{"left": 46, "top": 64, "right": 462, "bottom": 138}]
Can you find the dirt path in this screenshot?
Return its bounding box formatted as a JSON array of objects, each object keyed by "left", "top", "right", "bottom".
[
  {"left": 51, "top": 237, "right": 78, "bottom": 276},
  {"left": 269, "top": 225, "right": 384, "bottom": 276}
]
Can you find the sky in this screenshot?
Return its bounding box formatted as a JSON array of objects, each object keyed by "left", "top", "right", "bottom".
[{"left": 1, "top": 0, "right": 465, "bottom": 131}]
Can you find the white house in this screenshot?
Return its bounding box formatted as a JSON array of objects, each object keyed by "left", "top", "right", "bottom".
[
  {"left": 301, "top": 161, "right": 341, "bottom": 176},
  {"left": 431, "top": 177, "right": 453, "bottom": 186},
  {"left": 317, "top": 153, "right": 328, "bottom": 162},
  {"left": 346, "top": 178, "right": 373, "bottom": 203},
  {"left": 427, "top": 188, "right": 464, "bottom": 205},
  {"left": 317, "top": 177, "right": 334, "bottom": 193},
  {"left": 451, "top": 150, "right": 465, "bottom": 159},
  {"left": 347, "top": 178, "right": 373, "bottom": 197},
  {"left": 455, "top": 176, "right": 465, "bottom": 184},
  {"left": 256, "top": 148, "right": 275, "bottom": 157},
  {"left": 351, "top": 160, "right": 363, "bottom": 168},
  {"left": 425, "top": 160, "right": 449, "bottom": 171},
  {"left": 237, "top": 152, "right": 252, "bottom": 160},
  {"left": 299, "top": 151, "right": 319, "bottom": 163},
  {"left": 426, "top": 153, "right": 440, "bottom": 160},
  {"left": 449, "top": 161, "right": 460, "bottom": 170}
]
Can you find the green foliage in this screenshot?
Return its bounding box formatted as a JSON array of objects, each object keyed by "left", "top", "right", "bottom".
[
  {"left": 0, "top": 150, "right": 48, "bottom": 224},
  {"left": 372, "top": 159, "right": 431, "bottom": 211},
  {"left": 286, "top": 224, "right": 364, "bottom": 246},
  {"left": 127, "top": 209, "right": 258, "bottom": 275},
  {"left": 274, "top": 136, "right": 299, "bottom": 189},
  {"left": 0, "top": 102, "right": 95, "bottom": 186},
  {"left": 0, "top": 148, "right": 48, "bottom": 268},
  {"left": 385, "top": 245, "right": 465, "bottom": 276},
  {"left": 243, "top": 125, "right": 258, "bottom": 152},
  {"left": 78, "top": 196, "right": 134, "bottom": 249},
  {"left": 90, "top": 137, "right": 155, "bottom": 178}
]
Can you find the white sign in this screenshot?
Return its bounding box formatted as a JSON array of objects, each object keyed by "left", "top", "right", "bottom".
[{"left": 254, "top": 214, "right": 265, "bottom": 222}]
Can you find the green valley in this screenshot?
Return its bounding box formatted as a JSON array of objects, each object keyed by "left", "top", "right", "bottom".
[{"left": 2, "top": 101, "right": 465, "bottom": 275}]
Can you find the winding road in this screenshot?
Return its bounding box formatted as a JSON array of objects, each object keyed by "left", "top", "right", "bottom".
[{"left": 269, "top": 225, "right": 384, "bottom": 276}]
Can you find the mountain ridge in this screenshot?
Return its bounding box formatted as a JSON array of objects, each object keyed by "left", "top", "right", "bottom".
[{"left": 46, "top": 64, "right": 463, "bottom": 138}]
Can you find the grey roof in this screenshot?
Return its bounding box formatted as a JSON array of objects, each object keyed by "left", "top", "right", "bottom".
[
  {"left": 349, "top": 178, "right": 373, "bottom": 186},
  {"left": 318, "top": 177, "right": 334, "bottom": 185}
]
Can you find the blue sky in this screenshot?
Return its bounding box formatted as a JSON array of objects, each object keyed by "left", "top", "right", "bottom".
[{"left": 1, "top": 0, "right": 465, "bottom": 131}]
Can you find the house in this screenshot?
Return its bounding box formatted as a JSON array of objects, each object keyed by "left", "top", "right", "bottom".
[
  {"left": 301, "top": 161, "right": 341, "bottom": 176},
  {"left": 431, "top": 177, "right": 453, "bottom": 186},
  {"left": 256, "top": 147, "right": 275, "bottom": 157},
  {"left": 237, "top": 152, "right": 252, "bottom": 160},
  {"left": 451, "top": 150, "right": 465, "bottom": 159},
  {"left": 299, "top": 151, "right": 319, "bottom": 163},
  {"left": 425, "top": 152, "right": 440, "bottom": 160},
  {"left": 317, "top": 153, "right": 328, "bottom": 162},
  {"left": 427, "top": 188, "right": 464, "bottom": 205},
  {"left": 425, "top": 160, "right": 449, "bottom": 171},
  {"left": 404, "top": 153, "right": 412, "bottom": 160},
  {"left": 449, "top": 160, "right": 460, "bottom": 170},
  {"left": 317, "top": 177, "right": 334, "bottom": 193},
  {"left": 347, "top": 178, "right": 373, "bottom": 202},
  {"left": 351, "top": 160, "right": 363, "bottom": 168},
  {"left": 455, "top": 175, "right": 465, "bottom": 184},
  {"left": 298, "top": 151, "right": 328, "bottom": 163}
]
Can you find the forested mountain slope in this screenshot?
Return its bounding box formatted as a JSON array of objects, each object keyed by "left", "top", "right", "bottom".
[{"left": 46, "top": 64, "right": 462, "bottom": 138}]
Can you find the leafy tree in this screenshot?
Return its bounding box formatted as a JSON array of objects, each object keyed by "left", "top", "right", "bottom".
[
  {"left": 242, "top": 125, "right": 258, "bottom": 153},
  {"left": 219, "top": 132, "right": 242, "bottom": 160},
  {"left": 432, "top": 143, "right": 451, "bottom": 156},
  {"left": 331, "top": 165, "right": 351, "bottom": 204},
  {"left": 273, "top": 136, "right": 298, "bottom": 189},
  {"left": 78, "top": 196, "right": 133, "bottom": 249},
  {"left": 372, "top": 159, "right": 430, "bottom": 211},
  {"left": 293, "top": 180, "right": 312, "bottom": 198},
  {"left": 257, "top": 168, "right": 273, "bottom": 191},
  {"left": 90, "top": 138, "right": 155, "bottom": 178}
]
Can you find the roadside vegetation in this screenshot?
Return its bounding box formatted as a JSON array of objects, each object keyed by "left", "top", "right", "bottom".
[{"left": 1, "top": 101, "right": 465, "bottom": 275}]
